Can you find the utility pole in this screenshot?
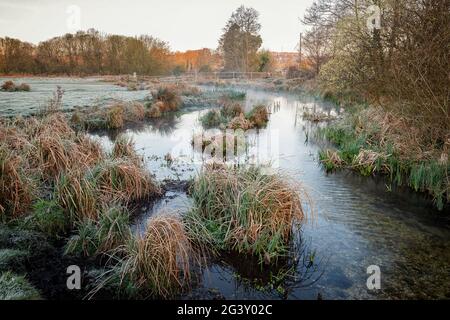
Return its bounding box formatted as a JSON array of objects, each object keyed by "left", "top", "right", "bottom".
[{"left": 298, "top": 32, "right": 302, "bottom": 69}]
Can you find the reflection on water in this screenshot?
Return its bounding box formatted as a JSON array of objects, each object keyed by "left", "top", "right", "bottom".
[{"left": 7, "top": 78, "right": 447, "bottom": 299}]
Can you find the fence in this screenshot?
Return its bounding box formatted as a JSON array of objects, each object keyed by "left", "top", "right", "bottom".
[{"left": 142, "top": 71, "right": 284, "bottom": 83}]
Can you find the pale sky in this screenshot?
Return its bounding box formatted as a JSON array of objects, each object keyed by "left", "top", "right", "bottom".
[{"left": 0, "top": 0, "right": 313, "bottom": 52}]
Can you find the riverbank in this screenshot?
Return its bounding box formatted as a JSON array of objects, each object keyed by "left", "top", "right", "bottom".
[{"left": 316, "top": 105, "right": 449, "bottom": 211}]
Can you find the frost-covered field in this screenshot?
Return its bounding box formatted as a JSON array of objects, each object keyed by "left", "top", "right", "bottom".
[{"left": 0, "top": 77, "right": 149, "bottom": 117}]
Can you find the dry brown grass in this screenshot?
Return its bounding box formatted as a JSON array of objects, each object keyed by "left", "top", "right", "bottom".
[
  {"left": 0, "top": 146, "right": 35, "bottom": 217},
  {"left": 247, "top": 105, "right": 269, "bottom": 129},
  {"left": 118, "top": 214, "right": 196, "bottom": 298},
  {"left": 152, "top": 86, "right": 182, "bottom": 112},
  {"left": 356, "top": 107, "right": 444, "bottom": 162},
  {"left": 146, "top": 102, "right": 164, "bottom": 119},
  {"left": 56, "top": 170, "right": 99, "bottom": 222},
  {"left": 228, "top": 113, "right": 253, "bottom": 130},
  {"left": 112, "top": 134, "right": 138, "bottom": 160},
  {"left": 107, "top": 104, "right": 125, "bottom": 129},
  {"left": 92, "top": 158, "right": 161, "bottom": 204}
]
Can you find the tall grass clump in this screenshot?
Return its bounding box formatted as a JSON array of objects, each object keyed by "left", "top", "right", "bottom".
[
  {"left": 112, "top": 134, "right": 139, "bottom": 161},
  {"left": 91, "top": 215, "right": 198, "bottom": 299},
  {"left": 56, "top": 170, "right": 99, "bottom": 222},
  {"left": 0, "top": 145, "right": 35, "bottom": 218},
  {"left": 185, "top": 166, "right": 308, "bottom": 265},
  {"left": 1, "top": 81, "right": 31, "bottom": 92},
  {"left": 90, "top": 158, "right": 161, "bottom": 204},
  {"left": 65, "top": 204, "right": 131, "bottom": 257}
]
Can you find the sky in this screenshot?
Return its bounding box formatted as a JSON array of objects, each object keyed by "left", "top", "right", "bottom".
[{"left": 0, "top": 0, "right": 314, "bottom": 52}]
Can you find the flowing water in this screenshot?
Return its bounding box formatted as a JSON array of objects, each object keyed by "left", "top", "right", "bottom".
[{"left": 2, "top": 78, "right": 449, "bottom": 299}]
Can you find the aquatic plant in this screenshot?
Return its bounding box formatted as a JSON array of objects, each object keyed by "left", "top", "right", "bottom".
[
  {"left": 319, "top": 149, "right": 344, "bottom": 172},
  {"left": 185, "top": 166, "right": 308, "bottom": 265},
  {"left": 112, "top": 134, "right": 138, "bottom": 160}
]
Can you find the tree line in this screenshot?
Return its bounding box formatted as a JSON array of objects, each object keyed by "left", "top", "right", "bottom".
[{"left": 0, "top": 29, "right": 172, "bottom": 76}]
